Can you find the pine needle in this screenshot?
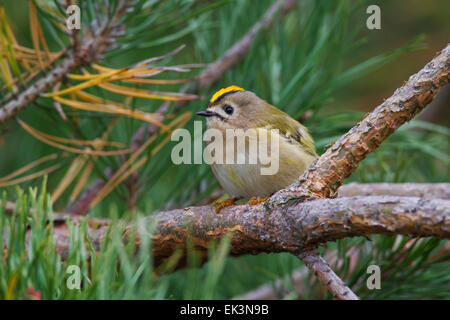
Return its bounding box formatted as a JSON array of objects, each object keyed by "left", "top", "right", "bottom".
[
  {"left": 89, "top": 112, "right": 191, "bottom": 209},
  {"left": 45, "top": 69, "right": 126, "bottom": 97},
  {"left": 52, "top": 96, "right": 170, "bottom": 132},
  {"left": 5, "top": 20, "right": 32, "bottom": 72},
  {"left": 69, "top": 159, "right": 94, "bottom": 202},
  {"left": 0, "top": 163, "right": 61, "bottom": 187},
  {"left": 18, "top": 119, "right": 133, "bottom": 156},
  {"left": 28, "top": 0, "right": 44, "bottom": 69},
  {"left": 0, "top": 153, "right": 58, "bottom": 182},
  {"left": 98, "top": 82, "right": 199, "bottom": 101},
  {"left": 70, "top": 117, "right": 120, "bottom": 202},
  {"left": 51, "top": 155, "right": 86, "bottom": 202}
]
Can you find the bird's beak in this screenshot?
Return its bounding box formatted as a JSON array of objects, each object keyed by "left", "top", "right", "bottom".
[{"left": 196, "top": 110, "right": 215, "bottom": 117}]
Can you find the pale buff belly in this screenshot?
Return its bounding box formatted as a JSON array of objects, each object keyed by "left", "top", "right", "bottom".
[{"left": 210, "top": 129, "right": 316, "bottom": 198}]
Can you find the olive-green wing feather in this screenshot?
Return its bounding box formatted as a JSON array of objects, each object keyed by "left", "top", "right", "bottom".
[{"left": 256, "top": 104, "right": 317, "bottom": 157}]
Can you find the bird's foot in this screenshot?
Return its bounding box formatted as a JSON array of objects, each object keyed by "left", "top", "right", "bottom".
[
  {"left": 213, "top": 197, "right": 238, "bottom": 213},
  {"left": 248, "top": 196, "right": 269, "bottom": 205}
]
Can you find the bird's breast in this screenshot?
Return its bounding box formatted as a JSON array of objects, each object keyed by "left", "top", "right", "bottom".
[{"left": 207, "top": 128, "right": 316, "bottom": 198}]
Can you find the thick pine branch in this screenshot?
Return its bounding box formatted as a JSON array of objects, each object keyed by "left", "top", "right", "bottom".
[
  {"left": 3, "top": 35, "right": 449, "bottom": 299},
  {"left": 51, "top": 196, "right": 450, "bottom": 265},
  {"left": 274, "top": 44, "right": 450, "bottom": 201}
]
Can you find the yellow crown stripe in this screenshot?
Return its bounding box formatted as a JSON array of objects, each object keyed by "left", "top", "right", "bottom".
[{"left": 210, "top": 85, "right": 244, "bottom": 103}]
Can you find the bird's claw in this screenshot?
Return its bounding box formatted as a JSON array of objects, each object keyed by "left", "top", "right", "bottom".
[
  {"left": 248, "top": 196, "right": 269, "bottom": 205},
  {"left": 213, "top": 198, "right": 237, "bottom": 213}
]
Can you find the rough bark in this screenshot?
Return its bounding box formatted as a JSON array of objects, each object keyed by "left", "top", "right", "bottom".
[
  {"left": 274, "top": 44, "right": 450, "bottom": 202},
  {"left": 51, "top": 196, "right": 450, "bottom": 265},
  {"left": 0, "top": 58, "right": 78, "bottom": 124}
]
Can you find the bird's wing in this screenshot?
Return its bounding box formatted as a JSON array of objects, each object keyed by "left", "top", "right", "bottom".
[{"left": 257, "top": 107, "right": 317, "bottom": 157}]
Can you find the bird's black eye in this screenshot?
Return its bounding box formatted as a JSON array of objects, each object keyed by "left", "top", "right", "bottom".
[{"left": 224, "top": 105, "right": 234, "bottom": 115}]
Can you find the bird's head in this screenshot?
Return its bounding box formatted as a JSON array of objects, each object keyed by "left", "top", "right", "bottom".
[{"left": 196, "top": 85, "right": 269, "bottom": 130}]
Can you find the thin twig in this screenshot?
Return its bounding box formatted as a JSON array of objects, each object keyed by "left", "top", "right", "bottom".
[
  {"left": 234, "top": 250, "right": 346, "bottom": 300},
  {"left": 234, "top": 268, "right": 309, "bottom": 300},
  {"left": 298, "top": 250, "right": 359, "bottom": 300},
  {"left": 199, "top": 0, "right": 298, "bottom": 88}
]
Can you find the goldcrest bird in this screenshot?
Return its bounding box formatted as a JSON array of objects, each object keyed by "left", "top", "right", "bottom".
[{"left": 197, "top": 85, "right": 317, "bottom": 207}]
